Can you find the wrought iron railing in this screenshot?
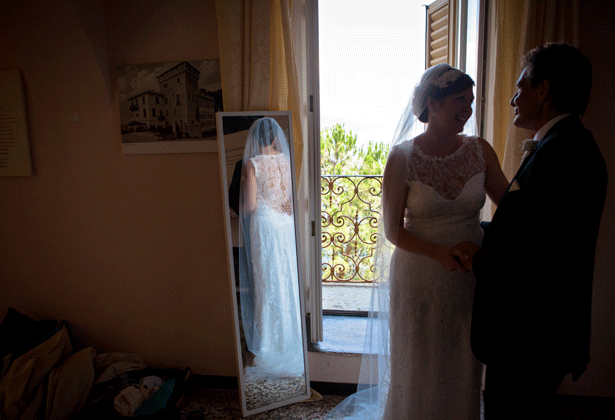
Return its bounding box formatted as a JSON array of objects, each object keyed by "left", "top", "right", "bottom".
[{"left": 321, "top": 175, "right": 383, "bottom": 283}]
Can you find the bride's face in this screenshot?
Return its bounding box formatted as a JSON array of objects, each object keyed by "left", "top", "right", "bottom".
[{"left": 430, "top": 87, "right": 474, "bottom": 132}]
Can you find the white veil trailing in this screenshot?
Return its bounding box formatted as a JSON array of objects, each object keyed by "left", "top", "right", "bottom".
[
  {"left": 325, "top": 64, "right": 477, "bottom": 419},
  {"left": 238, "top": 117, "right": 304, "bottom": 379}
]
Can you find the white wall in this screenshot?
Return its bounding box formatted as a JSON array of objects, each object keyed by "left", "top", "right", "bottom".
[{"left": 0, "top": 0, "right": 237, "bottom": 377}]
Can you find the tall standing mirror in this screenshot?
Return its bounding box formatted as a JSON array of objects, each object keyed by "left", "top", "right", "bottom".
[{"left": 216, "top": 111, "right": 310, "bottom": 417}]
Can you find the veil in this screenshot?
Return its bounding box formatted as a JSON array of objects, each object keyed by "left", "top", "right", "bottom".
[
  {"left": 237, "top": 117, "right": 298, "bottom": 378},
  {"left": 325, "top": 64, "right": 477, "bottom": 419},
  {"left": 240, "top": 117, "right": 291, "bottom": 167}
]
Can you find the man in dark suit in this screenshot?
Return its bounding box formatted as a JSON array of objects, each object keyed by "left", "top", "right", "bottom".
[{"left": 457, "top": 43, "right": 608, "bottom": 419}]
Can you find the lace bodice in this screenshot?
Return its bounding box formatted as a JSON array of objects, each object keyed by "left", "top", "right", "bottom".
[
  {"left": 401, "top": 136, "right": 487, "bottom": 244},
  {"left": 407, "top": 136, "right": 486, "bottom": 201},
  {"left": 249, "top": 153, "right": 292, "bottom": 213}
]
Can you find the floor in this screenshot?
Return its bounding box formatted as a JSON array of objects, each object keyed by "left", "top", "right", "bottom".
[
  {"left": 316, "top": 283, "right": 372, "bottom": 355},
  {"left": 322, "top": 283, "right": 372, "bottom": 312},
  {"left": 177, "top": 384, "right": 615, "bottom": 419},
  {"left": 179, "top": 386, "right": 345, "bottom": 419},
  {"left": 310, "top": 315, "right": 368, "bottom": 354},
  {"left": 176, "top": 285, "right": 615, "bottom": 419}
]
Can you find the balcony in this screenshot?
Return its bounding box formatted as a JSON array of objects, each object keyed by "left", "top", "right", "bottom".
[{"left": 321, "top": 174, "right": 382, "bottom": 286}]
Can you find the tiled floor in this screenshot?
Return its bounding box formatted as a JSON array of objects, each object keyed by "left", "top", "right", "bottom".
[
  {"left": 179, "top": 386, "right": 345, "bottom": 419},
  {"left": 311, "top": 315, "right": 368, "bottom": 354},
  {"left": 318, "top": 283, "right": 372, "bottom": 354},
  {"left": 322, "top": 283, "right": 372, "bottom": 312},
  {"left": 183, "top": 285, "right": 615, "bottom": 419},
  {"left": 178, "top": 385, "right": 615, "bottom": 420}
]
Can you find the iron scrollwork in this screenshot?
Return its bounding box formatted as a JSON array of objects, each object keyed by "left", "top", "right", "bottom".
[{"left": 321, "top": 175, "right": 382, "bottom": 283}]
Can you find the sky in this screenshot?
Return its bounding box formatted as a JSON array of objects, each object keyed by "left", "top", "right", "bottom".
[{"left": 318, "top": 0, "right": 429, "bottom": 148}]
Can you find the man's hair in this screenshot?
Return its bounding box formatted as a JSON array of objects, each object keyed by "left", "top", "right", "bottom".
[{"left": 522, "top": 43, "right": 592, "bottom": 116}]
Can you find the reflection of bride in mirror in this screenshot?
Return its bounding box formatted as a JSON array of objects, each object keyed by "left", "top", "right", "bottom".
[{"left": 239, "top": 117, "right": 304, "bottom": 379}]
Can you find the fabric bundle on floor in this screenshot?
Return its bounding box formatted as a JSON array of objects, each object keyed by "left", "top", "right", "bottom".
[{"left": 0, "top": 308, "right": 184, "bottom": 419}]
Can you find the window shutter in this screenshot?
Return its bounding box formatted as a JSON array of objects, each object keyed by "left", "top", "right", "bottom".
[{"left": 425, "top": 0, "right": 457, "bottom": 68}]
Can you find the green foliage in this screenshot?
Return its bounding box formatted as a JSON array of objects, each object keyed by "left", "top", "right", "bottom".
[
  {"left": 320, "top": 123, "right": 390, "bottom": 176},
  {"left": 320, "top": 124, "right": 390, "bottom": 283},
  {"left": 320, "top": 124, "right": 358, "bottom": 175},
  {"left": 357, "top": 140, "right": 389, "bottom": 175}
]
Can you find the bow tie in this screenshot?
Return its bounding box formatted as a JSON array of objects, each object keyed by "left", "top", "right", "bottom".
[{"left": 519, "top": 139, "right": 540, "bottom": 168}]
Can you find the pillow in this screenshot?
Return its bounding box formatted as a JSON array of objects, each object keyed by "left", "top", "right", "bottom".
[{"left": 0, "top": 307, "right": 63, "bottom": 359}]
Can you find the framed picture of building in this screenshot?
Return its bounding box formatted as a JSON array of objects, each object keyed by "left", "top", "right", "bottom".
[{"left": 117, "top": 60, "right": 223, "bottom": 154}]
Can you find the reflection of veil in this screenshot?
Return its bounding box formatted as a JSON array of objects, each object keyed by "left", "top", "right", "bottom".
[
  {"left": 325, "top": 64, "right": 476, "bottom": 419},
  {"left": 241, "top": 117, "right": 291, "bottom": 168},
  {"left": 238, "top": 117, "right": 302, "bottom": 378}
]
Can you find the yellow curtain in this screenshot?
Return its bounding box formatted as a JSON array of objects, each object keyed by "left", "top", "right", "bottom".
[
  {"left": 214, "top": 0, "right": 306, "bottom": 172},
  {"left": 485, "top": 0, "right": 579, "bottom": 180},
  {"left": 215, "top": 0, "right": 313, "bottom": 333}
]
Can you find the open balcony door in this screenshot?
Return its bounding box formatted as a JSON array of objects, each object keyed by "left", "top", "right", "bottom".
[{"left": 305, "top": 0, "right": 487, "bottom": 343}]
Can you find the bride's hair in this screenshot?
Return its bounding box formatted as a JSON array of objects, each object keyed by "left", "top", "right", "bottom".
[
  {"left": 253, "top": 117, "right": 279, "bottom": 148},
  {"left": 412, "top": 64, "right": 475, "bottom": 123},
  {"left": 391, "top": 64, "right": 475, "bottom": 145},
  {"left": 243, "top": 116, "right": 290, "bottom": 162}
]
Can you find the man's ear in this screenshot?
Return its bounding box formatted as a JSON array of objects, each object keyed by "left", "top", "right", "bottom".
[
  {"left": 537, "top": 78, "right": 550, "bottom": 102},
  {"left": 537, "top": 78, "right": 556, "bottom": 112}
]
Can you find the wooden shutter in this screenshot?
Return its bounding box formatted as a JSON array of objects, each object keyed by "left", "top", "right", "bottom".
[{"left": 425, "top": 0, "right": 457, "bottom": 68}]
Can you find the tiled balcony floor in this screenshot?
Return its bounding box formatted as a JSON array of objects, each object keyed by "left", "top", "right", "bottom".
[
  {"left": 322, "top": 282, "right": 373, "bottom": 312},
  {"left": 315, "top": 283, "right": 374, "bottom": 354}
]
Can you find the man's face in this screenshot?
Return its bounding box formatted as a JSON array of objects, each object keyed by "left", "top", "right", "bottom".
[{"left": 510, "top": 67, "right": 543, "bottom": 132}]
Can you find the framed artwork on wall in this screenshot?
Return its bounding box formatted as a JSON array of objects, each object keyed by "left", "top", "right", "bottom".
[
  {"left": 117, "top": 60, "right": 223, "bottom": 154},
  {"left": 0, "top": 70, "right": 33, "bottom": 176}
]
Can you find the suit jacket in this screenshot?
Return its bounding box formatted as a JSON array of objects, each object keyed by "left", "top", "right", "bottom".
[
  {"left": 471, "top": 115, "right": 607, "bottom": 379},
  {"left": 228, "top": 159, "right": 243, "bottom": 215}
]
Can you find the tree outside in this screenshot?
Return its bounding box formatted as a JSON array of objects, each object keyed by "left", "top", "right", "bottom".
[{"left": 320, "top": 124, "right": 390, "bottom": 283}]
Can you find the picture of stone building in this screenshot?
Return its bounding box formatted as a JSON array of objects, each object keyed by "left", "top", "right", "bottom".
[{"left": 118, "top": 60, "right": 222, "bottom": 144}]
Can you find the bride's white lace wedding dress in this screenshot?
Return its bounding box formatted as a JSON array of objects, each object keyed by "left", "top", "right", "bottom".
[
  {"left": 383, "top": 135, "right": 486, "bottom": 419},
  {"left": 246, "top": 153, "right": 304, "bottom": 379}
]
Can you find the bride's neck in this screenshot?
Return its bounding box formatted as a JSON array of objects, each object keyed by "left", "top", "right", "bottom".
[
  {"left": 416, "top": 130, "right": 462, "bottom": 157},
  {"left": 261, "top": 145, "right": 279, "bottom": 155}
]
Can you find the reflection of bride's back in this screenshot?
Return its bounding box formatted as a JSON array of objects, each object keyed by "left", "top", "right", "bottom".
[
  {"left": 251, "top": 154, "right": 292, "bottom": 214},
  {"left": 240, "top": 118, "right": 304, "bottom": 379}
]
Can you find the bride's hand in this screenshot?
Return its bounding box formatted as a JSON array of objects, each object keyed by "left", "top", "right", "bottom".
[
  {"left": 454, "top": 241, "right": 480, "bottom": 271},
  {"left": 432, "top": 244, "right": 470, "bottom": 273}
]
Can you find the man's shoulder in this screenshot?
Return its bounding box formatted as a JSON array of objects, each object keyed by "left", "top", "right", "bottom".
[
  {"left": 546, "top": 115, "right": 586, "bottom": 137},
  {"left": 542, "top": 116, "right": 595, "bottom": 150},
  {"left": 542, "top": 117, "right": 606, "bottom": 178}
]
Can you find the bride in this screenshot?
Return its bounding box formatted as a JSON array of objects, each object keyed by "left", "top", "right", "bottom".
[
  {"left": 326, "top": 64, "right": 508, "bottom": 419},
  {"left": 238, "top": 117, "right": 304, "bottom": 379}
]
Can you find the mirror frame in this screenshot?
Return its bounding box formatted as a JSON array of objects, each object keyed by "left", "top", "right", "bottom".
[{"left": 215, "top": 110, "right": 311, "bottom": 417}]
